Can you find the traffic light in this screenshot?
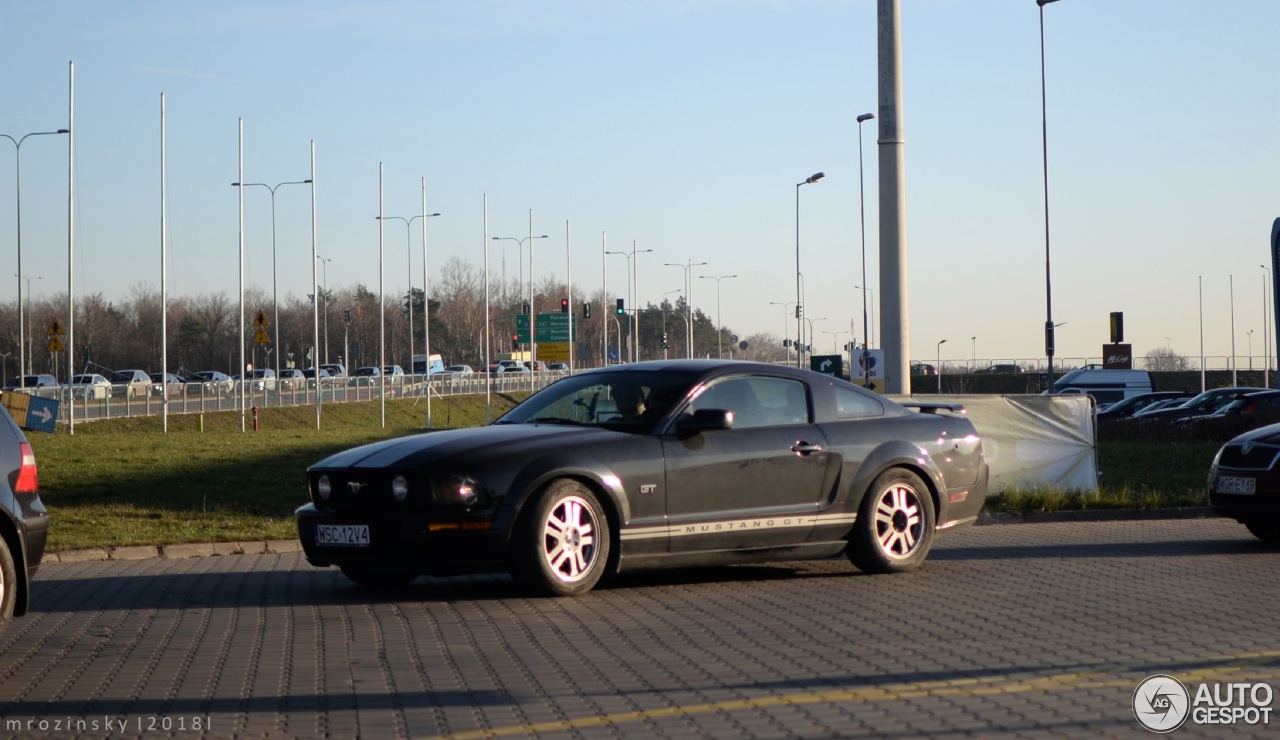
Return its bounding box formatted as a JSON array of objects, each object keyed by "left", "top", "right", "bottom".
[
  {"left": 1110, "top": 311, "right": 1124, "bottom": 343},
  {"left": 795, "top": 304, "right": 802, "bottom": 319},
  {"left": 616, "top": 298, "right": 625, "bottom": 315},
  {"left": 583, "top": 302, "right": 591, "bottom": 319},
  {"left": 512, "top": 334, "right": 519, "bottom": 350},
  {"left": 661, "top": 332, "right": 669, "bottom": 349},
  {"left": 523, "top": 303, "right": 530, "bottom": 315},
  {"left": 783, "top": 339, "right": 792, "bottom": 348},
  {"left": 560, "top": 297, "right": 569, "bottom": 313}
]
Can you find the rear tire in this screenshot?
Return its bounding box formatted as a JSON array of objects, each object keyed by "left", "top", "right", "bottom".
[
  {"left": 1243, "top": 518, "right": 1280, "bottom": 544},
  {"left": 0, "top": 535, "right": 19, "bottom": 628},
  {"left": 848, "top": 468, "right": 936, "bottom": 574},
  {"left": 511, "top": 479, "right": 610, "bottom": 597}
]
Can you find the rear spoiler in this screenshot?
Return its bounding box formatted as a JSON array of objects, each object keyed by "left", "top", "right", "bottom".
[{"left": 900, "top": 402, "right": 967, "bottom": 415}]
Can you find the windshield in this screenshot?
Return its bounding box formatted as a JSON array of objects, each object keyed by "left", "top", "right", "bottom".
[{"left": 496, "top": 369, "right": 693, "bottom": 431}]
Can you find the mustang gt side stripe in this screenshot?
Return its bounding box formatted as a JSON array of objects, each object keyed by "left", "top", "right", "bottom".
[{"left": 621, "top": 512, "right": 857, "bottom": 541}]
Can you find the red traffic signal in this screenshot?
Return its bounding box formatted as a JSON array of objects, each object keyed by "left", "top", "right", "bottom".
[{"left": 560, "top": 297, "right": 569, "bottom": 313}]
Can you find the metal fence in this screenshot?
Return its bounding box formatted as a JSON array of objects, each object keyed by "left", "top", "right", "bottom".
[{"left": 19, "top": 373, "right": 564, "bottom": 425}]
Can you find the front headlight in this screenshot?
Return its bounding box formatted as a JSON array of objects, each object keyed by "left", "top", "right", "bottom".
[
  {"left": 392, "top": 475, "right": 409, "bottom": 503},
  {"left": 429, "top": 473, "right": 493, "bottom": 509},
  {"left": 317, "top": 474, "right": 332, "bottom": 501}
]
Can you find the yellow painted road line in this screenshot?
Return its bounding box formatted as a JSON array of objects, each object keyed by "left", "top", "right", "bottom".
[{"left": 423, "top": 650, "right": 1280, "bottom": 739}]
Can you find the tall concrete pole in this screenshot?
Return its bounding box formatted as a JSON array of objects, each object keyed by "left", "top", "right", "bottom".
[{"left": 877, "top": 0, "right": 910, "bottom": 394}]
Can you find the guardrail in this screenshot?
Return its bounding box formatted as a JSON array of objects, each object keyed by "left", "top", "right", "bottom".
[{"left": 14, "top": 373, "right": 567, "bottom": 425}]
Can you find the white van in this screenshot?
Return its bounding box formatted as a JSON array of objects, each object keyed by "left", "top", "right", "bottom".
[
  {"left": 411, "top": 354, "right": 445, "bottom": 376},
  {"left": 1046, "top": 369, "right": 1154, "bottom": 406}
]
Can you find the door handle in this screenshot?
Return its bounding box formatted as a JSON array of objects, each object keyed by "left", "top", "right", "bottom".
[{"left": 791, "top": 441, "right": 824, "bottom": 456}]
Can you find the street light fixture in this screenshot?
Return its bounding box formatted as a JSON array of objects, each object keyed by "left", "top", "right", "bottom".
[
  {"left": 769, "top": 301, "right": 798, "bottom": 357},
  {"left": 856, "top": 113, "right": 875, "bottom": 379},
  {"left": 317, "top": 256, "right": 332, "bottom": 364},
  {"left": 796, "top": 171, "right": 824, "bottom": 368},
  {"left": 608, "top": 245, "right": 653, "bottom": 362},
  {"left": 491, "top": 233, "right": 548, "bottom": 356},
  {"left": 936, "top": 339, "right": 948, "bottom": 393},
  {"left": 232, "top": 178, "right": 312, "bottom": 379},
  {"left": 1037, "top": 0, "right": 1063, "bottom": 384},
  {"left": 1262, "top": 264, "right": 1271, "bottom": 388},
  {"left": 698, "top": 274, "right": 737, "bottom": 359},
  {"left": 662, "top": 289, "right": 682, "bottom": 359},
  {"left": 3, "top": 127, "right": 68, "bottom": 385},
  {"left": 665, "top": 260, "right": 706, "bottom": 358},
  {"left": 14, "top": 273, "right": 42, "bottom": 377},
  {"left": 381, "top": 212, "right": 440, "bottom": 367},
  {"left": 804, "top": 317, "right": 827, "bottom": 366}
]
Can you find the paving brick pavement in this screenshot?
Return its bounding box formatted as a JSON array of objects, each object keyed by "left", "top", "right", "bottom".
[{"left": 1, "top": 516, "right": 1276, "bottom": 739}]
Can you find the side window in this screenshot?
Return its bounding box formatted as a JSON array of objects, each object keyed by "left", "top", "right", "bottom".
[
  {"left": 689, "top": 376, "right": 809, "bottom": 429},
  {"left": 834, "top": 386, "right": 884, "bottom": 419}
]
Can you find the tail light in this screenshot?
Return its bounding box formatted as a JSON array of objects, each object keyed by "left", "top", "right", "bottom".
[{"left": 16, "top": 441, "right": 38, "bottom": 494}]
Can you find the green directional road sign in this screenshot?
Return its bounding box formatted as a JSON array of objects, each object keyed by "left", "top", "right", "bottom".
[{"left": 515, "top": 313, "right": 576, "bottom": 343}]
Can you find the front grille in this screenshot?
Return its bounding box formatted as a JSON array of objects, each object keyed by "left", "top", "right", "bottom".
[{"left": 1216, "top": 442, "right": 1280, "bottom": 471}]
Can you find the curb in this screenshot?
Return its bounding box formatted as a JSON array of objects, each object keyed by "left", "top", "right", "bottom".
[
  {"left": 44, "top": 539, "right": 303, "bottom": 564},
  {"left": 975, "top": 507, "right": 1217, "bottom": 526},
  {"left": 41, "top": 510, "right": 1222, "bottom": 563}
]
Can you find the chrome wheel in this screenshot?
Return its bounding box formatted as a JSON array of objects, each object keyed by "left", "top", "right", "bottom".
[
  {"left": 541, "top": 495, "right": 599, "bottom": 584},
  {"left": 848, "top": 468, "right": 936, "bottom": 574},
  {"left": 513, "top": 480, "right": 611, "bottom": 596},
  {"left": 873, "top": 483, "right": 925, "bottom": 560}
]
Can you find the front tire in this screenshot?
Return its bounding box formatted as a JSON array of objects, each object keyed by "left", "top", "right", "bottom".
[
  {"left": 848, "top": 468, "right": 936, "bottom": 574},
  {"left": 1243, "top": 518, "right": 1280, "bottom": 544},
  {"left": 512, "top": 479, "right": 611, "bottom": 597}
]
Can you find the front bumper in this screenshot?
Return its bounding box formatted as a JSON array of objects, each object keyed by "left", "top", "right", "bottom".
[{"left": 295, "top": 503, "right": 510, "bottom": 577}]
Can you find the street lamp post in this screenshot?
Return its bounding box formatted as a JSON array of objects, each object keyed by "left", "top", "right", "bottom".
[
  {"left": 665, "top": 260, "right": 705, "bottom": 358},
  {"left": 804, "top": 318, "right": 827, "bottom": 367},
  {"left": 769, "top": 301, "right": 798, "bottom": 360},
  {"left": 856, "top": 113, "right": 875, "bottom": 377},
  {"left": 1038, "top": 0, "right": 1062, "bottom": 384},
  {"left": 698, "top": 274, "right": 737, "bottom": 359},
  {"left": 609, "top": 244, "right": 653, "bottom": 362},
  {"left": 317, "top": 256, "right": 332, "bottom": 364},
  {"left": 971, "top": 336, "right": 976, "bottom": 372},
  {"left": 661, "top": 289, "right": 682, "bottom": 360},
  {"left": 14, "top": 273, "right": 42, "bottom": 375},
  {"left": 492, "top": 233, "right": 548, "bottom": 359},
  {"left": 1262, "top": 264, "right": 1271, "bottom": 388},
  {"left": 936, "top": 339, "right": 948, "bottom": 393},
  {"left": 380, "top": 212, "right": 440, "bottom": 369},
  {"left": 232, "top": 178, "right": 312, "bottom": 380},
  {"left": 796, "top": 171, "right": 824, "bottom": 368},
  {"left": 3, "top": 128, "right": 69, "bottom": 386}
]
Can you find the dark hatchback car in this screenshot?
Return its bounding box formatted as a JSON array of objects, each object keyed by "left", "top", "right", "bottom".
[
  {"left": 1095, "top": 391, "right": 1193, "bottom": 420},
  {"left": 1208, "top": 422, "right": 1280, "bottom": 543},
  {"left": 297, "top": 360, "right": 989, "bottom": 596},
  {"left": 0, "top": 402, "right": 49, "bottom": 627}
]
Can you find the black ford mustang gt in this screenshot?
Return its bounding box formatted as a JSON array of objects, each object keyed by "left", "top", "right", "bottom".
[{"left": 297, "top": 360, "right": 989, "bottom": 595}]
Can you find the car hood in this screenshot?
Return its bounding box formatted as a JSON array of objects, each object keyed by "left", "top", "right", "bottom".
[{"left": 311, "top": 423, "right": 628, "bottom": 470}]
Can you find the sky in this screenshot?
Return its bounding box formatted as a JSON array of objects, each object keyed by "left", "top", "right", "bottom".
[{"left": 2, "top": 0, "right": 1278, "bottom": 369}]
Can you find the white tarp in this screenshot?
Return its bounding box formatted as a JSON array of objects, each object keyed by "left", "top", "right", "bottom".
[{"left": 896, "top": 394, "right": 1098, "bottom": 493}]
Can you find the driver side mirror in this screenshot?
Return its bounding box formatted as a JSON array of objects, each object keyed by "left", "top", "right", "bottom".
[{"left": 676, "top": 408, "right": 735, "bottom": 437}]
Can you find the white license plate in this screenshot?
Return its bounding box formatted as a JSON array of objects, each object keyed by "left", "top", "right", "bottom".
[
  {"left": 1216, "top": 476, "right": 1256, "bottom": 495},
  {"left": 315, "top": 524, "right": 371, "bottom": 547}
]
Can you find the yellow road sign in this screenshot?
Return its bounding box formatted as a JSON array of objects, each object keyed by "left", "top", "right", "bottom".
[
  {"left": 47, "top": 318, "right": 65, "bottom": 336},
  {"left": 254, "top": 309, "right": 269, "bottom": 327},
  {"left": 48, "top": 336, "right": 65, "bottom": 353},
  {"left": 253, "top": 328, "right": 271, "bottom": 344}
]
